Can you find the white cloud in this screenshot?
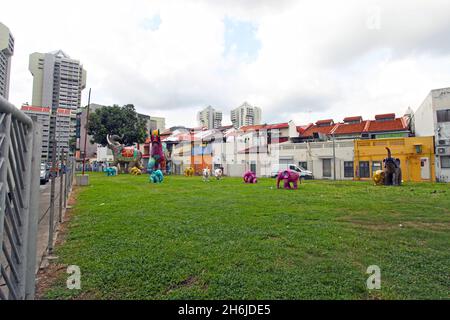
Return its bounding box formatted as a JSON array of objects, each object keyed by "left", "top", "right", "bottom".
[{"left": 3, "top": 0, "right": 450, "bottom": 128}]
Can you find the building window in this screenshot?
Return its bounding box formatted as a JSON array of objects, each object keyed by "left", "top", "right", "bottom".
[
  {"left": 372, "top": 161, "right": 382, "bottom": 175},
  {"left": 359, "top": 161, "right": 370, "bottom": 178},
  {"left": 344, "top": 161, "right": 354, "bottom": 177},
  {"left": 441, "top": 156, "right": 450, "bottom": 168},
  {"left": 323, "top": 159, "right": 331, "bottom": 177},
  {"left": 299, "top": 161, "right": 307, "bottom": 170},
  {"left": 436, "top": 109, "right": 450, "bottom": 123},
  {"left": 250, "top": 162, "right": 257, "bottom": 173}
]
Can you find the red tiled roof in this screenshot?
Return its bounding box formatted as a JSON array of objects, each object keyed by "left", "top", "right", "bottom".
[
  {"left": 366, "top": 117, "right": 408, "bottom": 132},
  {"left": 301, "top": 123, "right": 337, "bottom": 137},
  {"left": 375, "top": 113, "right": 395, "bottom": 120},
  {"left": 240, "top": 122, "right": 289, "bottom": 132},
  {"left": 343, "top": 116, "right": 362, "bottom": 122},
  {"left": 299, "top": 114, "right": 409, "bottom": 138},
  {"left": 160, "top": 129, "right": 172, "bottom": 136},
  {"left": 332, "top": 121, "right": 368, "bottom": 135},
  {"left": 315, "top": 119, "right": 334, "bottom": 125},
  {"left": 296, "top": 125, "right": 309, "bottom": 134}
]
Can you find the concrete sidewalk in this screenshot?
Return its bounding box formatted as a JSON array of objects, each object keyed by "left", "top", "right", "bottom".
[{"left": 36, "top": 176, "right": 67, "bottom": 272}]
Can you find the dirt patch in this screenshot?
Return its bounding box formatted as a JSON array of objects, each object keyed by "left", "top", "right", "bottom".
[
  {"left": 340, "top": 220, "right": 398, "bottom": 231},
  {"left": 35, "top": 186, "right": 80, "bottom": 299},
  {"left": 339, "top": 218, "right": 450, "bottom": 232},
  {"left": 35, "top": 262, "right": 67, "bottom": 299},
  {"left": 401, "top": 221, "right": 450, "bottom": 231},
  {"left": 164, "top": 275, "right": 208, "bottom": 294}
]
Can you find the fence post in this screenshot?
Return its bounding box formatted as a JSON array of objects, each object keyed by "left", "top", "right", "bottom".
[
  {"left": 24, "top": 120, "right": 42, "bottom": 299},
  {"left": 58, "top": 148, "right": 64, "bottom": 223},
  {"left": 1, "top": 97, "right": 41, "bottom": 300},
  {"left": 63, "top": 154, "right": 68, "bottom": 209},
  {"left": 48, "top": 119, "right": 57, "bottom": 254},
  {"left": 0, "top": 113, "right": 11, "bottom": 259}
]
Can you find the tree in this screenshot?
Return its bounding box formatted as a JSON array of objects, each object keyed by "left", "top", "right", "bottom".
[{"left": 86, "top": 104, "right": 148, "bottom": 146}]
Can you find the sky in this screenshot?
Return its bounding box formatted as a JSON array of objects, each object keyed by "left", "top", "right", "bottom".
[{"left": 3, "top": 0, "right": 450, "bottom": 128}]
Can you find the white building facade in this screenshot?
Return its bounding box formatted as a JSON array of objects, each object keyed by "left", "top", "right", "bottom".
[
  {"left": 0, "top": 22, "right": 14, "bottom": 100},
  {"left": 414, "top": 87, "right": 450, "bottom": 182},
  {"left": 278, "top": 140, "right": 355, "bottom": 180},
  {"left": 197, "top": 106, "right": 222, "bottom": 129},
  {"left": 230, "top": 102, "right": 262, "bottom": 128}
]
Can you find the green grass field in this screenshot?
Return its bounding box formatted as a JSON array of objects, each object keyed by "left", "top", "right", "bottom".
[{"left": 41, "top": 173, "right": 450, "bottom": 299}]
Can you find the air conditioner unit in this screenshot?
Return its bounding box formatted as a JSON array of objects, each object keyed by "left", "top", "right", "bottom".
[
  {"left": 438, "top": 139, "right": 450, "bottom": 145},
  {"left": 437, "top": 147, "right": 450, "bottom": 155}
]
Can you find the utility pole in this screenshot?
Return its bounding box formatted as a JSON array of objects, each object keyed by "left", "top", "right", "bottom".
[
  {"left": 58, "top": 148, "right": 64, "bottom": 223},
  {"left": 48, "top": 113, "right": 57, "bottom": 254},
  {"left": 82, "top": 88, "right": 91, "bottom": 175},
  {"left": 332, "top": 134, "right": 336, "bottom": 180}
]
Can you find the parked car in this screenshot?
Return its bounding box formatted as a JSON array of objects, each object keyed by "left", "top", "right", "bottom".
[
  {"left": 270, "top": 163, "right": 314, "bottom": 179},
  {"left": 40, "top": 163, "right": 50, "bottom": 184}
]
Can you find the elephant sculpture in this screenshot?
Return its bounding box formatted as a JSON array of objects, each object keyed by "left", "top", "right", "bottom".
[
  {"left": 277, "top": 169, "right": 300, "bottom": 189},
  {"left": 147, "top": 130, "right": 166, "bottom": 174},
  {"left": 184, "top": 167, "right": 194, "bottom": 177},
  {"left": 106, "top": 134, "right": 143, "bottom": 174},
  {"left": 383, "top": 147, "right": 402, "bottom": 186},
  {"left": 149, "top": 169, "right": 164, "bottom": 183},
  {"left": 243, "top": 171, "right": 257, "bottom": 183},
  {"left": 202, "top": 168, "right": 211, "bottom": 182},
  {"left": 105, "top": 166, "right": 118, "bottom": 176},
  {"left": 214, "top": 168, "right": 223, "bottom": 180},
  {"left": 372, "top": 169, "right": 385, "bottom": 186},
  {"left": 130, "top": 166, "right": 142, "bottom": 176}
]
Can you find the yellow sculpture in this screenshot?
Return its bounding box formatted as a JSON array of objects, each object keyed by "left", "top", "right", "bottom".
[
  {"left": 130, "top": 166, "right": 142, "bottom": 176},
  {"left": 184, "top": 167, "right": 194, "bottom": 177},
  {"left": 373, "top": 169, "right": 385, "bottom": 185}
]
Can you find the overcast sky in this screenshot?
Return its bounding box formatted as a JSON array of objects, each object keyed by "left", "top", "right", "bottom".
[{"left": 3, "top": 0, "right": 450, "bottom": 128}]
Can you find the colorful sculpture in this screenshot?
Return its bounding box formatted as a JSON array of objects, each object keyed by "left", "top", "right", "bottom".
[
  {"left": 105, "top": 166, "right": 118, "bottom": 176},
  {"left": 214, "top": 168, "right": 223, "bottom": 180},
  {"left": 130, "top": 166, "right": 142, "bottom": 176},
  {"left": 149, "top": 169, "right": 164, "bottom": 183},
  {"left": 277, "top": 169, "right": 299, "bottom": 189},
  {"left": 184, "top": 167, "right": 194, "bottom": 177},
  {"left": 202, "top": 168, "right": 211, "bottom": 182},
  {"left": 243, "top": 171, "right": 257, "bottom": 183},
  {"left": 383, "top": 147, "right": 402, "bottom": 186},
  {"left": 106, "top": 134, "right": 143, "bottom": 173},
  {"left": 373, "top": 169, "right": 385, "bottom": 185},
  {"left": 147, "top": 130, "right": 166, "bottom": 174}
]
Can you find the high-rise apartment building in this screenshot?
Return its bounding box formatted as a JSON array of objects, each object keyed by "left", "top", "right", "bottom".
[
  {"left": 29, "top": 50, "right": 86, "bottom": 158},
  {"left": 29, "top": 50, "right": 86, "bottom": 110},
  {"left": 197, "top": 106, "right": 222, "bottom": 129},
  {"left": 0, "top": 22, "right": 14, "bottom": 100},
  {"left": 230, "top": 102, "right": 262, "bottom": 128},
  {"left": 21, "top": 105, "right": 73, "bottom": 161}
]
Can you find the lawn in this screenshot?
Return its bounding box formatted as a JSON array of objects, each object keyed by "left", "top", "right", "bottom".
[{"left": 40, "top": 173, "right": 450, "bottom": 299}]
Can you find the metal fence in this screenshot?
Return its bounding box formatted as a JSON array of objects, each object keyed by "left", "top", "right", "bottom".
[
  {"left": 0, "top": 96, "right": 42, "bottom": 300},
  {"left": 38, "top": 151, "right": 76, "bottom": 256}
]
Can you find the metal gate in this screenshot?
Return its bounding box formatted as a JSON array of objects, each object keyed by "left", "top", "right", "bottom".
[{"left": 0, "top": 96, "right": 42, "bottom": 300}]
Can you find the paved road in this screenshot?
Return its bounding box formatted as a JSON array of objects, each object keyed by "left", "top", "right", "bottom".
[{"left": 36, "top": 175, "right": 65, "bottom": 272}]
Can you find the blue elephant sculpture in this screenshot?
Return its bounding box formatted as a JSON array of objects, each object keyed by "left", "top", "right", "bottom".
[
  {"left": 105, "top": 166, "right": 118, "bottom": 176},
  {"left": 149, "top": 169, "right": 164, "bottom": 183}
]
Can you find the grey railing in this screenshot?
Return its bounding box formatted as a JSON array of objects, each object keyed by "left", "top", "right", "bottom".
[{"left": 0, "top": 96, "right": 42, "bottom": 300}]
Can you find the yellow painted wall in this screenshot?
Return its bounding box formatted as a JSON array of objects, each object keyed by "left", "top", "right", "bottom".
[{"left": 354, "top": 136, "right": 435, "bottom": 182}]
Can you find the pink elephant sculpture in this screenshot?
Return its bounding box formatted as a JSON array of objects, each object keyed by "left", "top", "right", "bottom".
[
  {"left": 243, "top": 171, "right": 258, "bottom": 183},
  {"left": 277, "top": 169, "right": 300, "bottom": 189}
]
